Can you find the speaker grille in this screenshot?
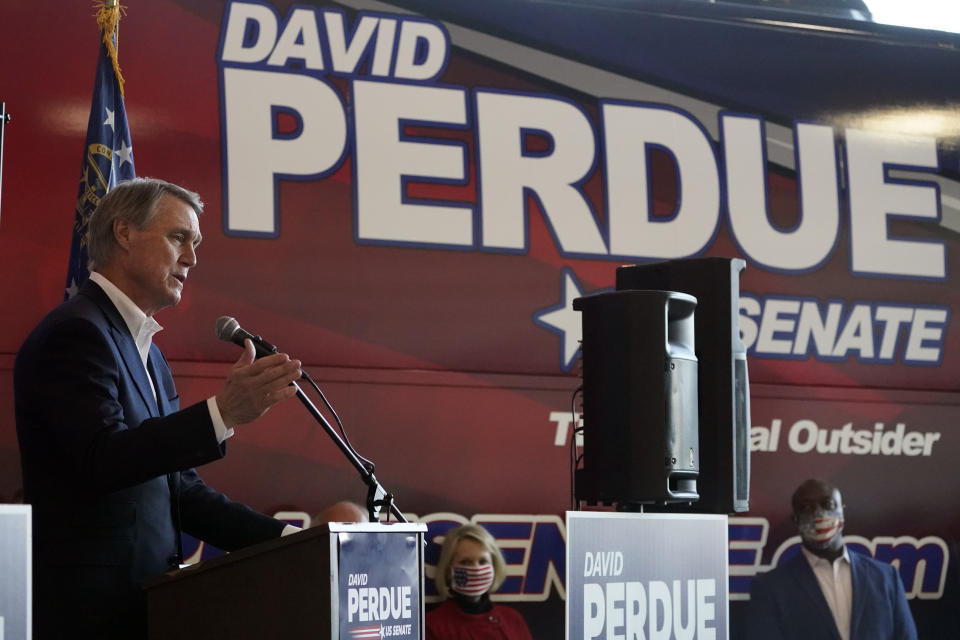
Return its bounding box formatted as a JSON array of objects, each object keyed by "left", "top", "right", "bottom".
[{"left": 734, "top": 356, "right": 750, "bottom": 506}]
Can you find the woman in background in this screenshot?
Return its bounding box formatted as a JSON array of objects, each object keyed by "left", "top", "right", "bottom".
[{"left": 426, "top": 524, "right": 534, "bottom": 640}]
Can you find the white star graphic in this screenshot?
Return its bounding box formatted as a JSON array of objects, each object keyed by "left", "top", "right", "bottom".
[
  {"left": 534, "top": 268, "right": 594, "bottom": 371},
  {"left": 103, "top": 107, "right": 115, "bottom": 131},
  {"left": 65, "top": 278, "right": 79, "bottom": 299},
  {"left": 115, "top": 139, "right": 133, "bottom": 167},
  {"left": 379, "top": 625, "right": 385, "bottom": 639}
]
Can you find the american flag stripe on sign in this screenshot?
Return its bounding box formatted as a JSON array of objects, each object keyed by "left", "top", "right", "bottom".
[{"left": 350, "top": 625, "right": 382, "bottom": 639}]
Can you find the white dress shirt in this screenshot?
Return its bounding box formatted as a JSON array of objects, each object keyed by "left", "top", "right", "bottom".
[{"left": 801, "top": 545, "right": 852, "bottom": 640}]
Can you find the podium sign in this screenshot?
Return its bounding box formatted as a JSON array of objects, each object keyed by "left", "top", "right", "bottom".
[
  {"left": 0, "top": 505, "right": 31, "bottom": 640},
  {"left": 337, "top": 527, "right": 421, "bottom": 640},
  {"left": 566, "top": 512, "right": 728, "bottom": 640}
]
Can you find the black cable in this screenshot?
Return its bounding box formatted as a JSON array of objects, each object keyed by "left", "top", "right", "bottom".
[
  {"left": 570, "top": 385, "right": 583, "bottom": 511},
  {"left": 301, "top": 370, "right": 376, "bottom": 474}
]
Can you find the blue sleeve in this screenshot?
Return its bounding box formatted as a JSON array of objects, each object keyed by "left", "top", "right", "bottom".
[
  {"left": 743, "top": 575, "right": 783, "bottom": 640},
  {"left": 889, "top": 563, "right": 919, "bottom": 640},
  {"left": 178, "top": 467, "right": 286, "bottom": 551}
]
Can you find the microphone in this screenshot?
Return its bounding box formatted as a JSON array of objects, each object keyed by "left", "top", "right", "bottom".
[{"left": 215, "top": 316, "right": 279, "bottom": 359}]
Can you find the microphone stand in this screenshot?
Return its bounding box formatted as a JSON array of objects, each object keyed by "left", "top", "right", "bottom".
[
  {"left": 290, "top": 378, "right": 408, "bottom": 524},
  {"left": 218, "top": 319, "right": 407, "bottom": 524},
  {"left": 0, "top": 102, "right": 10, "bottom": 224}
]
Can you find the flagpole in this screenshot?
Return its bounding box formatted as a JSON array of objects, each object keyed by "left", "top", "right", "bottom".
[
  {"left": 0, "top": 102, "right": 10, "bottom": 224},
  {"left": 106, "top": 0, "right": 118, "bottom": 50}
]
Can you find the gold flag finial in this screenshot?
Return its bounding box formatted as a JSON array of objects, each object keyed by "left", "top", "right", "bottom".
[{"left": 93, "top": 1, "right": 127, "bottom": 96}]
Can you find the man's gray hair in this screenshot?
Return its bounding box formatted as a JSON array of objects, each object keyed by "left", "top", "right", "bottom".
[{"left": 86, "top": 177, "right": 203, "bottom": 270}]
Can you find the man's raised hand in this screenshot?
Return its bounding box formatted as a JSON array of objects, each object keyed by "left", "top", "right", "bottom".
[{"left": 216, "top": 339, "right": 302, "bottom": 428}]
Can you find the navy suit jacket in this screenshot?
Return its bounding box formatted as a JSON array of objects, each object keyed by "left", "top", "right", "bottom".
[
  {"left": 15, "top": 281, "right": 285, "bottom": 639},
  {"left": 744, "top": 547, "right": 918, "bottom": 640}
]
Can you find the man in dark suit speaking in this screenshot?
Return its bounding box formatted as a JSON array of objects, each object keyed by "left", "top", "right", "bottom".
[
  {"left": 15, "top": 178, "right": 304, "bottom": 639},
  {"left": 745, "top": 478, "right": 918, "bottom": 640}
]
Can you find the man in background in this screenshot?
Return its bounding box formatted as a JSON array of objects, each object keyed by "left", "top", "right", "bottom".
[
  {"left": 744, "top": 478, "right": 917, "bottom": 640},
  {"left": 312, "top": 500, "right": 369, "bottom": 526},
  {"left": 15, "top": 178, "right": 303, "bottom": 639}
]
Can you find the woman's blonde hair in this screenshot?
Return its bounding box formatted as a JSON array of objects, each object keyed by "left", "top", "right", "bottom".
[{"left": 433, "top": 524, "right": 506, "bottom": 599}]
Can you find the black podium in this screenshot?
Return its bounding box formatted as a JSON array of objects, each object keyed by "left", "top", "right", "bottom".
[{"left": 145, "top": 522, "right": 427, "bottom": 640}]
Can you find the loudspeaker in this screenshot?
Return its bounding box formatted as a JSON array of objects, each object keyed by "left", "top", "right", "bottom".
[
  {"left": 573, "top": 289, "right": 699, "bottom": 506},
  {"left": 616, "top": 257, "right": 750, "bottom": 513}
]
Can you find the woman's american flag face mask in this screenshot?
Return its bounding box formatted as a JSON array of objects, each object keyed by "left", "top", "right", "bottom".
[{"left": 451, "top": 563, "right": 494, "bottom": 596}]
